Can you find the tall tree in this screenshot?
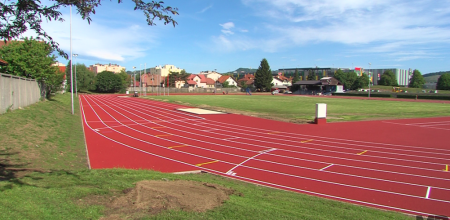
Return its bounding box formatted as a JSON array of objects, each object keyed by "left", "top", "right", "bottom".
[
  {"left": 0, "top": 37, "right": 62, "bottom": 98},
  {"left": 436, "top": 73, "right": 450, "bottom": 90},
  {"left": 379, "top": 70, "right": 398, "bottom": 86},
  {"left": 95, "top": 71, "right": 123, "bottom": 93},
  {"left": 254, "top": 58, "right": 273, "bottom": 92},
  {"left": 117, "top": 69, "right": 130, "bottom": 90},
  {"left": 1, "top": 1, "right": 179, "bottom": 58},
  {"left": 307, "top": 69, "right": 317, "bottom": 80},
  {"left": 409, "top": 69, "right": 425, "bottom": 88},
  {"left": 292, "top": 69, "right": 300, "bottom": 83}
]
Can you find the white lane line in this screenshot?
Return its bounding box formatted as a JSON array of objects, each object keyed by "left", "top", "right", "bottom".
[
  {"left": 320, "top": 164, "right": 334, "bottom": 171},
  {"left": 225, "top": 148, "right": 277, "bottom": 175},
  {"left": 426, "top": 187, "right": 431, "bottom": 199}
]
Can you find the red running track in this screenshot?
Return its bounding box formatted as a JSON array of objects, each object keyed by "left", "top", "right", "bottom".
[{"left": 79, "top": 94, "right": 450, "bottom": 217}]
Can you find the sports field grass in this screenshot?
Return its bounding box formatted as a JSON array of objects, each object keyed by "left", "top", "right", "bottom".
[
  {"left": 146, "top": 95, "right": 450, "bottom": 123},
  {"left": 0, "top": 93, "right": 414, "bottom": 219}
]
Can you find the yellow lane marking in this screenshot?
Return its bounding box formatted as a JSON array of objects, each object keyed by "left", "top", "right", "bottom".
[
  {"left": 301, "top": 139, "right": 313, "bottom": 143},
  {"left": 155, "top": 134, "right": 172, "bottom": 137},
  {"left": 357, "top": 150, "right": 368, "bottom": 155},
  {"left": 168, "top": 145, "right": 188, "bottom": 149},
  {"left": 152, "top": 127, "right": 165, "bottom": 129},
  {"left": 267, "top": 132, "right": 281, "bottom": 134},
  {"left": 444, "top": 165, "right": 449, "bottom": 172},
  {"left": 196, "top": 160, "right": 219, "bottom": 167}
]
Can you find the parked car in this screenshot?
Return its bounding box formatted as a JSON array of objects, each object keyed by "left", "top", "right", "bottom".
[
  {"left": 284, "top": 91, "right": 292, "bottom": 94},
  {"left": 272, "top": 89, "right": 279, "bottom": 95}
]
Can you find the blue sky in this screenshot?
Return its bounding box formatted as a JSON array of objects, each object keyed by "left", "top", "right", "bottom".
[{"left": 28, "top": 0, "right": 450, "bottom": 74}]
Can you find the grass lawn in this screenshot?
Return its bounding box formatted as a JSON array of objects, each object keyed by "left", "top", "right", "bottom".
[
  {"left": 0, "top": 93, "right": 415, "bottom": 219},
  {"left": 146, "top": 95, "right": 450, "bottom": 123}
]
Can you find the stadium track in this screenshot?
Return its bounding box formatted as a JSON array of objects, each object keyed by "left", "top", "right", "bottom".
[{"left": 79, "top": 94, "right": 450, "bottom": 217}]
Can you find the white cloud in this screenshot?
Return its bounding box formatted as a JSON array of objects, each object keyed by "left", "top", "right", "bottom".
[
  {"left": 22, "top": 13, "right": 158, "bottom": 62},
  {"left": 236, "top": 0, "right": 450, "bottom": 61},
  {"left": 198, "top": 5, "right": 213, "bottom": 13},
  {"left": 220, "top": 22, "right": 235, "bottom": 30}
]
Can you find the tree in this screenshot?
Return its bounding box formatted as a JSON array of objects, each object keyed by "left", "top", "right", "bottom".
[
  {"left": 1, "top": 1, "right": 179, "bottom": 58},
  {"left": 0, "top": 37, "right": 62, "bottom": 98},
  {"left": 65, "top": 62, "right": 96, "bottom": 92},
  {"left": 95, "top": 71, "right": 123, "bottom": 93},
  {"left": 254, "top": 58, "right": 273, "bottom": 92},
  {"left": 168, "top": 70, "right": 189, "bottom": 87},
  {"left": 379, "top": 70, "right": 398, "bottom": 86},
  {"left": 409, "top": 69, "right": 425, "bottom": 88},
  {"left": 292, "top": 69, "right": 300, "bottom": 83},
  {"left": 291, "top": 69, "right": 300, "bottom": 92},
  {"left": 436, "top": 73, "right": 450, "bottom": 90},
  {"left": 352, "top": 74, "right": 370, "bottom": 90},
  {"left": 307, "top": 69, "right": 317, "bottom": 80},
  {"left": 117, "top": 69, "right": 130, "bottom": 90}
]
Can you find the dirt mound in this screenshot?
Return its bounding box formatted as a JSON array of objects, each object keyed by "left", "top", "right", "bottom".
[{"left": 86, "top": 180, "right": 235, "bottom": 219}]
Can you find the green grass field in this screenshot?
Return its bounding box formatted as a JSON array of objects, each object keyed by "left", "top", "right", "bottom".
[
  {"left": 146, "top": 94, "right": 450, "bottom": 122},
  {"left": 0, "top": 93, "right": 423, "bottom": 219}
]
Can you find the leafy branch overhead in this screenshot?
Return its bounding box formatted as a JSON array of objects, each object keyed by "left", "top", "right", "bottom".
[{"left": 0, "top": 0, "right": 179, "bottom": 58}]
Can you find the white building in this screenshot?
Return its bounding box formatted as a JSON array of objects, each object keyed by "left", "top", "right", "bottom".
[
  {"left": 150, "top": 64, "right": 183, "bottom": 77},
  {"left": 365, "top": 68, "right": 413, "bottom": 86}
]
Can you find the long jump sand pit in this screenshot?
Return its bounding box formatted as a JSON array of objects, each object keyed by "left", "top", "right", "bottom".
[{"left": 177, "top": 108, "right": 227, "bottom": 115}]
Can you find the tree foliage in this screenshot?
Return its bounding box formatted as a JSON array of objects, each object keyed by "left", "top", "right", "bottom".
[
  {"left": 117, "top": 69, "right": 130, "bottom": 89},
  {"left": 409, "top": 69, "right": 425, "bottom": 88},
  {"left": 95, "top": 71, "right": 123, "bottom": 93},
  {"left": 0, "top": 37, "right": 62, "bottom": 98},
  {"left": 292, "top": 69, "right": 300, "bottom": 83},
  {"left": 65, "top": 62, "right": 96, "bottom": 92},
  {"left": 168, "top": 70, "right": 189, "bottom": 87},
  {"left": 333, "top": 69, "right": 357, "bottom": 90},
  {"left": 351, "top": 73, "right": 370, "bottom": 90},
  {"left": 1, "top": 0, "right": 179, "bottom": 58},
  {"left": 307, "top": 69, "right": 316, "bottom": 80},
  {"left": 254, "top": 58, "right": 273, "bottom": 92},
  {"left": 436, "top": 73, "right": 450, "bottom": 90},
  {"left": 379, "top": 70, "right": 398, "bottom": 86}
]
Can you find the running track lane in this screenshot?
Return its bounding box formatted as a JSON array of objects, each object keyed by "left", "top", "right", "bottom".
[{"left": 79, "top": 94, "right": 450, "bottom": 217}]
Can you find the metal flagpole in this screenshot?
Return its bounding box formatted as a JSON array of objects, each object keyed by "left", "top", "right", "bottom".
[{"left": 70, "top": 5, "right": 74, "bottom": 115}]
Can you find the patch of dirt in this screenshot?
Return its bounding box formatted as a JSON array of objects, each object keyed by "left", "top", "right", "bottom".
[{"left": 81, "top": 180, "right": 236, "bottom": 219}]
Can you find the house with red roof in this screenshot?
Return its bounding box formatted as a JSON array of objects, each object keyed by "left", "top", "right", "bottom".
[{"left": 217, "top": 75, "right": 239, "bottom": 87}]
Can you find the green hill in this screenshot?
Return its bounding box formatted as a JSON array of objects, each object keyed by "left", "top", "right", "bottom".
[{"left": 423, "top": 71, "right": 450, "bottom": 83}]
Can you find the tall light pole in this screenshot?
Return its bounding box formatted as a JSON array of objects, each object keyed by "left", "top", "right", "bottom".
[
  {"left": 73, "top": 54, "right": 78, "bottom": 97},
  {"left": 368, "top": 63, "right": 371, "bottom": 98},
  {"left": 70, "top": 5, "right": 74, "bottom": 115},
  {"left": 140, "top": 64, "right": 142, "bottom": 96},
  {"left": 133, "top": 66, "right": 136, "bottom": 92}
]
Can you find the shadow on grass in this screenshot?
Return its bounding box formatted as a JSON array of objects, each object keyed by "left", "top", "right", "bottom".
[{"left": 0, "top": 149, "right": 81, "bottom": 191}]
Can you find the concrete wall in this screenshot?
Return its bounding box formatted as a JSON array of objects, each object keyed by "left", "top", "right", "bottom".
[{"left": 0, "top": 73, "right": 41, "bottom": 114}]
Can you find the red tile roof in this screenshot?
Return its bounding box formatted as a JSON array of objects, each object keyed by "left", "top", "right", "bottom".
[
  {"left": 198, "top": 74, "right": 207, "bottom": 83},
  {"left": 218, "top": 75, "right": 230, "bottom": 83},
  {"left": 206, "top": 78, "right": 215, "bottom": 85},
  {"left": 187, "top": 80, "right": 196, "bottom": 85},
  {"left": 0, "top": 58, "right": 8, "bottom": 66}
]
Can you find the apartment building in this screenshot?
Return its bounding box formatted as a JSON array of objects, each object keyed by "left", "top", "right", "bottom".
[
  {"left": 88, "top": 63, "right": 125, "bottom": 74},
  {"left": 149, "top": 64, "right": 183, "bottom": 77}
]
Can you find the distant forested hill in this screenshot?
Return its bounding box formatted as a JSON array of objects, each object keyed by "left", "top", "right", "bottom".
[{"left": 423, "top": 71, "right": 450, "bottom": 83}]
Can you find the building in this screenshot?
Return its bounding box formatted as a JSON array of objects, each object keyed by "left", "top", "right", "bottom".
[
  {"left": 149, "top": 64, "right": 183, "bottom": 77},
  {"left": 217, "top": 75, "right": 239, "bottom": 87},
  {"left": 88, "top": 63, "right": 125, "bottom": 74},
  {"left": 364, "top": 68, "right": 413, "bottom": 86}
]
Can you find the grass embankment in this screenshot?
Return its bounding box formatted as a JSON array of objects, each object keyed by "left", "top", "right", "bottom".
[
  {"left": 0, "top": 93, "right": 412, "bottom": 219},
  {"left": 147, "top": 95, "right": 450, "bottom": 122}
]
